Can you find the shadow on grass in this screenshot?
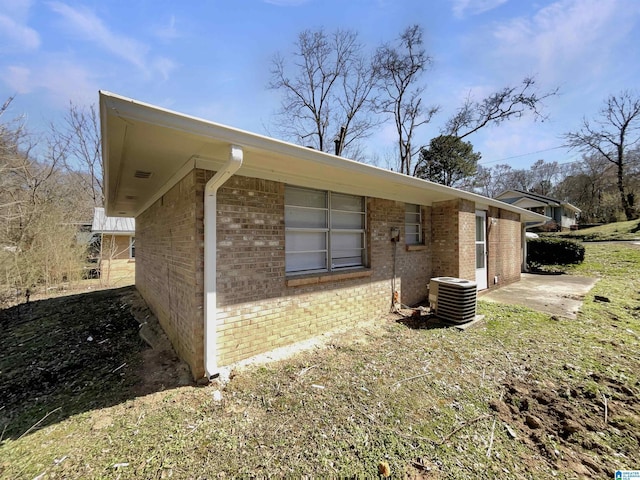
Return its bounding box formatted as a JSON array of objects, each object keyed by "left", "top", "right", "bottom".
[
  {"left": 395, "top": 312, "right": 457, "bottom": 330},
  {"left": 0, "top": 286, "right": 191, "bottom": 441}
]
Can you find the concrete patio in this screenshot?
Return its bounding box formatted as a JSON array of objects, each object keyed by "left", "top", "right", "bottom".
[{"left": 480, "top": 273, "right": 599, "bottom": 319}]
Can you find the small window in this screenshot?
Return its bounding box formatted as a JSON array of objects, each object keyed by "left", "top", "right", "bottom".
[
  {"left": 129, "top": 237, "right": 135, "bottom": 259},
  {"left": 285, "top": 186, "right": 366, "bottom": 274},
  {"left": 405, "top": 204, "right": 422, "bottom": 245}
]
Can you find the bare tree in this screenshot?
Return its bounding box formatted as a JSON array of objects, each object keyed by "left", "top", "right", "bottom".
[
  {"left": 528, "top": 159, "right": 562, "bottom": 196},
  {"left": 472, "top": 162, "right": 540, "bottom": 197},
  {"left": 0, "top": 97, "right": 90, "bottom": 301},
  {"left": 445, "top": 77, "right": 558, "bottom": 140},
  {"left": 553, "top": 154, "right": 617, "bottom": 223},
  {"left": 269, "top": 28, "right": 378, "bottom": 158},
  {"left": 374, "top": 25, "right": 438, "bottom": 176},
  {"left": 564, "top": 90, "right": 640, "bottom": 220},
  {"left": 49, "top": 102, "right": 103, "bottom": 206}
]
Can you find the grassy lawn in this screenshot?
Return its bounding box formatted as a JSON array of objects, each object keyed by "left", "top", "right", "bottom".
[
  {"left": 552, "top": 218, "right": 640, "bottom": 241},
  {"left": 1, "top": 244, "right": 639, "bottom": 479}
]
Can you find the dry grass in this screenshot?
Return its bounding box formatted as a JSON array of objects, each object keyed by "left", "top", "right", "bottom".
[{"left": 1, "top": 244, "right": 639, "bottom": 479}]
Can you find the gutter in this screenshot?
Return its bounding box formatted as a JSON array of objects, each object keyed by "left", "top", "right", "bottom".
[
  {"left": 99, "top": 91, "right": 546, "bottom": 224},
  {"left": 204, "top": 145, "right": 243, "bottom": 378}
]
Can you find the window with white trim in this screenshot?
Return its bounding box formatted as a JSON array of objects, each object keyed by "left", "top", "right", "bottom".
[
  {"left": 405, "top": 204, "right": 422, "bottom": 245},
  {"left": 285, "top": 185, "right": 366, "bottom": 274}
]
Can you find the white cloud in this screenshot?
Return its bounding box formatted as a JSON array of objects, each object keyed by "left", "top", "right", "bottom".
[
  {"left": 47, "top": 1, "right": 176, "bottom": 80},
  {"left": 490, "top": 0, "right": 640, "bottom": 84},
  {"left": 0, "top": 0, "right": 33, "bottom": 16},
  {"left": 3, "top": 58, "right": 97, "bottom": 107},
  {"left": 5, "top": 65, "right": 32, "bottom": 93},
  {"left": 154, "top": 14, "right": 179, "bottom": 41},
  {"left": 0, "top": 0, "right": 40, "bottom": 52},
  {"left": 451, "top": 0, "right": 508, "bottom": 18},
  {"left": 48, "top": 2, "right": 148, "bottom": 69},
  {"left": 0, "top": 14, "right": 40, "bottom": 51},
  {"left": 152, "top": 56, "right": 177, "bottom": 81},
  {"left": 474, "top": 116, "right": 565, "bottom": 167}
]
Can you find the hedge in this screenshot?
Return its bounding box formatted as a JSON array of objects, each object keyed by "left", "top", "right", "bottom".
[{"left": 527, "top": 237, "right": 585, "bottom": 265}]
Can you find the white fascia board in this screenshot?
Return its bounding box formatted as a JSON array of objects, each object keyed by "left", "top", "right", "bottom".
[
  {"left": 563, "top": 202, "right": 582, "bottom": 213},
  {"left": 99, "top": 94, "right": 114, "bottom": 215},
  {"left": 93, "top": 230, "right": 135, "bottom": 235},
  {"left": 100, "top": 91, "right": 548, "bottom": 225}
]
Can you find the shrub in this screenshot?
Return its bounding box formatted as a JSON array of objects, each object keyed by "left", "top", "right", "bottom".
[{"left": 527, "top": 237, "right": 585, "bottom": 266}]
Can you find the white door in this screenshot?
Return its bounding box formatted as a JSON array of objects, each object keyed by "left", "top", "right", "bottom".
[{"left": 475, "top": 210, "right": 488, "bottom": 290}]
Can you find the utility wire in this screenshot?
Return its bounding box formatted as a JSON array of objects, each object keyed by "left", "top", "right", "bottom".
[{"left": 478, "top": 145, "right": 567, "bottom": 166}]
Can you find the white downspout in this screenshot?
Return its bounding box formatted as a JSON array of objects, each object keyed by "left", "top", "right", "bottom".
[
  {"left": 204, "top": 144, "right": 243, "bottom": 378},
  {"left": 521, "top": 223, "right": 528, "bottom": 272}
]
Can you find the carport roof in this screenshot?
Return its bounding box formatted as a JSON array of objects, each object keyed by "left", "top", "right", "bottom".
[
  {"left": 91, "top": 207, "right": 135, "bottom": 234},
  {"left": 99, "top": 91, "right": 548, "bottom": 224}
]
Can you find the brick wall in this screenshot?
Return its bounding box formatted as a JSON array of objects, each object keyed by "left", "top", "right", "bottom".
[
  {"left": 136, "top": 167, "right": 523, "bottom": 378},
  {"left": 367, "top": 198, "right": 431, "bottom": 306},
  {"left": 136, "top": 170, "right": 203, "bottom": 378},
  {"left": 431, "top": 198, "right": 476, "bottom": 280},
  {"left": 487, "top": 207, "right": 521, "bottom": 289},
  {"left": 431, "top": 199, "right": 460, "bottom": 277},
  {"left": 458, "top": 199, "right": 476, "bottom": 282},
  {"left": 214, "top": 176, "right": 432, "bottom": 367},
  {"left": 430, "top": 199, "right": 520, "bottom": 287}
]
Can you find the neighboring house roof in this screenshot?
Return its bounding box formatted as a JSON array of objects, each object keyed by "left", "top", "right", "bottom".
[
  {"left": 92, "top": 207, "right": 135, "bottom": 234},
  {"left": 99, "top": 91, "right": 548, "bottom": 224},
  {"left": 495, "top": 189, "right": 581, "bottom": 214}
]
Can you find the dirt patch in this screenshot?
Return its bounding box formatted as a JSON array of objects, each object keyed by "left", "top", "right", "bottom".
[
  {"left": 0, "top": 286, "right": 191, "bottom": 439},
  {"left": 490, "top": 373, "right": 640, "bottom": 478},
  {"left": 128, "top": 290, "right": 193, "bottom": 394}
]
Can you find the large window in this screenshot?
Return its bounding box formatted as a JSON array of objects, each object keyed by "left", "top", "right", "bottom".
[
  {"left": 405, "top": 204, "right": 422, "bottom": 245},
  {"left": 285, "top": 186, "right": 366, "bottom": 274}
]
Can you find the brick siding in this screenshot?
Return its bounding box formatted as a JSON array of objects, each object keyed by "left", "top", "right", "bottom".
[
  {"left": 136, "top": 168, "right": 523, "bottom": 378},
  {"left": 487, "top": 206, "right": 521, "bottom": 289},
  {"left": 458, "top": 199, "right": 476, "bottom": 282},
  {"left": 214, "top": 179, "right": 432, "bottom": 367},
  {"left": 136, "top": 170, "right": 203, "bottom": 378},
  {"left": 431, "top": 198, "right": 477, "bottom": 279}
]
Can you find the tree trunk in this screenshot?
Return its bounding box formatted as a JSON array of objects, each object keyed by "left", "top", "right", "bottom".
[{"left": 616, "top": 160, "right": 633, "bottom": 220}]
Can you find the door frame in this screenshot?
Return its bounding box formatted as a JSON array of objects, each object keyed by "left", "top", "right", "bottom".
[{"left": 475, "top": 210, "right": 488, "bottom": 290}]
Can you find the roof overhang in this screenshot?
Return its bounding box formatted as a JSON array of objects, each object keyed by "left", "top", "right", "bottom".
[
  {"left": 94, "top": 230, "right": 135, "bottom": 236},
  {"left": 512, "top": 198, "right": 549, "bottom": 209},
  {"left": 562, "top": 202, "right": 582, "bottom": 213},
  {"left": 99, "top": 91, "right": 548, "bottom": 224}
]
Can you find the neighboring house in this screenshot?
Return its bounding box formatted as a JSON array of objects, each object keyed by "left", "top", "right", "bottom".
[
  {"left": 495, "top": 190, "right": 581, "bottom": 231},
  {"left": 99, "top": 91, "right": 547, "bottom": 380},
  {"left": 91, "top": 207, "right": 136, "bottom": 285}
]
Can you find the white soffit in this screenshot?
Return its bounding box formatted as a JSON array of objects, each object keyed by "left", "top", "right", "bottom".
[
  {"left": 99, "top": 91, "right": 548, "bottom": 224},
  {"left": 513, "top": 198, "right": 549, "bottom": 209}
]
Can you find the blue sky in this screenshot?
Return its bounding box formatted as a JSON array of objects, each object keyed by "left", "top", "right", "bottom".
[{"left": 1, "top": 0, "right": 639, "bottom": 169}]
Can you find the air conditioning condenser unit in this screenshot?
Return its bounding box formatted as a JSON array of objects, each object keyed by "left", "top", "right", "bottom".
[{"left": 428, "top": 277, "right": 477, "bottom": 324}]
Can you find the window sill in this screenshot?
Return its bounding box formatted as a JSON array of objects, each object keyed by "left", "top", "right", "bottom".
[
  {"left": 286, "top": 268, "right": 372, "bottom": 287},
  {"left": 406, "top": 244, "right": 428, "bottom": 252}
]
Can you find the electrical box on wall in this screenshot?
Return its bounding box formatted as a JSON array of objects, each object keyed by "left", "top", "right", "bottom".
[{"left": 390, "top": 227, "right": 400, "bottom": 242}]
